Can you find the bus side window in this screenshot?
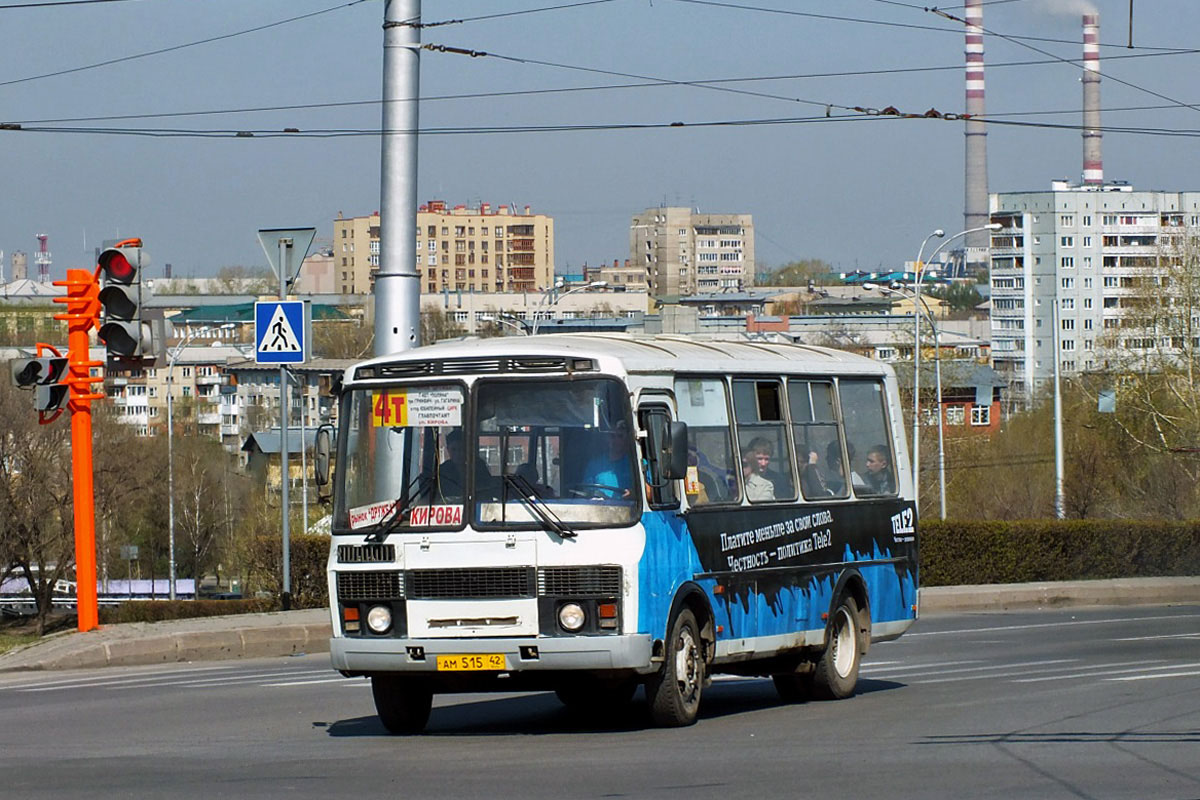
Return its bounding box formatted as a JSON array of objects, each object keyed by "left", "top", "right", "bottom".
[
  {"left": 733, "top": 379, "right": 797, "bottom": 503},
  {"left": 672, "top": 378, "right": 740, "bottom": 506},
  {"left": 839, "top": 379, "right": 897, "bottom": 496},
  {"left": 789, "top": 380, "right": 849, "bottom": 499}
]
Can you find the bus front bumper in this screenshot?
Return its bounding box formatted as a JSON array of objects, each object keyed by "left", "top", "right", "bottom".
[{"left": 330, "top": 634, "right": 655, "bottom": 674}]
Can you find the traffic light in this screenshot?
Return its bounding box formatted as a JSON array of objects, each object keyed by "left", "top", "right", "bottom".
[
  {"left": 97, "top": 239, "right": 154, "bottom": 359},
  {"left": 9, "top": 356, "right": 70, "bottom": 411}
]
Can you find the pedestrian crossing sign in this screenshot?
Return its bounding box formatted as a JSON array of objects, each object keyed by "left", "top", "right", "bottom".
[{"left": 255, "top": 301, "right": 306, "bottom": 364}]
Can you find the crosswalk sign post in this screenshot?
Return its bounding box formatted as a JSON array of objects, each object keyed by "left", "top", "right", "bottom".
[{"left": 255, "top": 301, "right": 306, "bottom": 364}]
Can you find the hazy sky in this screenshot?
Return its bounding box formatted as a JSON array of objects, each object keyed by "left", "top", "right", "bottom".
[{"left": 3, "top": 0, "right": 1199, "bottom": 281}]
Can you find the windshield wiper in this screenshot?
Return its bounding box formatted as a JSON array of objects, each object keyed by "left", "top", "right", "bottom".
[
  {"left": 364, "top": 473, "right": 432, "bottom": 543},
  {"left": 502, "top": 473, "right": 576, "bottom": 540}
]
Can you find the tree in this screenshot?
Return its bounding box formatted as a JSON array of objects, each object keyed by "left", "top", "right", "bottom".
[
  {"left": 214, "top": 265, "right": 273, "bottom": 295},
  {"left": 313, "top": 316, "right": 372, "bottom": 359},
  {"left": 926, "top": 282, "right": 985, "bottom": 317},
  {"left": 420, "top": 307, "right": 465, "bottom": 343},
  {"left": 0, "top": 381, "right": 75, "bottom": 634},
  {"left": 760, "top": 259, "right": 834, "bottom": 287},
  {"left": 1087, "top": 227, "right": 1200, "bottom": 484},
  {"left": 173, "top": 436, "right": 232, "bottom": 587}
]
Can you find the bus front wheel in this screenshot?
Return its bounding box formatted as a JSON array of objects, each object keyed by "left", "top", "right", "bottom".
[
  {"left": 812, "top": 596, "right": 863, "bottom": 700},
  {"left": 646, "top": 608, "right": 704, "bottom": 727},
  {"left": 371, "top": 675, "right": 433, "bottom": 734}
]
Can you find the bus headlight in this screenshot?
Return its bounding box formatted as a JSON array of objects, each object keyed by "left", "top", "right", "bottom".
[
  {"left": 558, "top": 602, "right": 586, "bottom": 631},
  {"left": 366, "top": 605, "right": 392, "bottom": 634}
]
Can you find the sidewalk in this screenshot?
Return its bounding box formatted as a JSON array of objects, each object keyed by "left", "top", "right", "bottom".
[{"left": 1, "top": 577, "right": 1196, "bottom": 672}]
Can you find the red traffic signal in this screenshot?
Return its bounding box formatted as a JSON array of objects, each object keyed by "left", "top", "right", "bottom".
[
  {"left": 98, "top": 238, "right": 143, "bottom": 284},
  {"left": 97, "top": 238, "right": 153, "bottom": 359}
]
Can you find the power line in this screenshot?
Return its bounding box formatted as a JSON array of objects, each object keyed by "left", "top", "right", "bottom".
[
  {"left": 0, "top": 0, "right": 147, "bottom": 8},
  {"left": 12, "top": 107, "right": 1200, "bottom": 140},
  {"left": 8, "top": 47, "right": 1198, "bottom": 127},
  {"left": 925, "top": 6, "right": 1200, "bottom": 116},
  {"left": 665, "top": 0, "right": 1189, "bottom": 52},
  {"left": 422, "top": 0, "right": 617, "bottom": 28},
  {"left": 0, "top": 0, "right": 373, "bottom": 89}
]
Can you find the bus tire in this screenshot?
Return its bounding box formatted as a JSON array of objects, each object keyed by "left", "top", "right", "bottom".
[
  {"left": 772, "top": 670, "right": 814, "bottom": 703},
  {"left": 371, "top": 675, "right": 433, "bottom": 734},
  {"left": 646, "top": 608, "right": 704, "bottom": 727},
  {"left": 812, "top": 596, "right": 863, "bottom": 700}
]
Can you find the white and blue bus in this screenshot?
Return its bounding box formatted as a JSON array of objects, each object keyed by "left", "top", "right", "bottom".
[{"left": 324, "top": 334, "right": 918, "bottom": 732}]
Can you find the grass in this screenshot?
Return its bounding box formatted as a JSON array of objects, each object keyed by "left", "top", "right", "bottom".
[{"left": 0, "top": 631, "right": 40, "bottom": 656}]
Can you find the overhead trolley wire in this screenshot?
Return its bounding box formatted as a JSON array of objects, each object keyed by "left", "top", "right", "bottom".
[
  {"left": 664, "top": 0, "right": 1189, "bottom": 52},
  {"left": 7, "top": 46, "right": 1198, "bottom": 127},
  {"left": 924, "top": 6, "right": 1200, "bottom": 116},
  {"left": 0, "top": 0, "right": 373, "bottom": 88}
]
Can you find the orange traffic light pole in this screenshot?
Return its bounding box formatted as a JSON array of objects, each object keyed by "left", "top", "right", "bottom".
[{"left": 52, "top": 268, "right": 105, "bottom": 632}]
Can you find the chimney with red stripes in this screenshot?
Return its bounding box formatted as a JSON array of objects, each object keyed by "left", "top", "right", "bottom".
[
  {"left": 1082, "top": 13, "right": 1103, "bottom": 186},
  {"left": 963, "top": 0, "right": 989, "bottom": 266}
]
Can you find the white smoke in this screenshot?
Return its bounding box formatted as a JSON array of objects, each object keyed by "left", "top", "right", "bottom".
[{"left": 1039, "top": 0, "right": 1098, "bottom": 16}]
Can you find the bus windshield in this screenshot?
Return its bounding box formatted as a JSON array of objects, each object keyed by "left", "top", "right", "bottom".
[{"left": 334, "top": 377, "right": 638, "bottom": 533}]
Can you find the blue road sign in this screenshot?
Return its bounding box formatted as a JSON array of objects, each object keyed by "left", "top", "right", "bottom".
[{"left": 255, "top": 301, "right": 306, "bottom": 364}]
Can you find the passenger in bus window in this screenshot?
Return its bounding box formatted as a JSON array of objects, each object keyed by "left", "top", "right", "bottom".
[
  {"left": 863, "top": 444, "right": 895, "bottom": 494},
  {"left": 432, "top": 428, "right": 469, "bottom": 501},
  {"left": 742, "top": 438, "right": 777, "bottom": 502},
  {"left": 800, "top": 446, "right": 832, "bottom": 497},
  {"left": 582, "top": 423, "right": 634, "bottom": 498}
]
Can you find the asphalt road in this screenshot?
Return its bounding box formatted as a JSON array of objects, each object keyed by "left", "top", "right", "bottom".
[{"left": 1, "top": 605, "right": 1197, "bottom": 800}]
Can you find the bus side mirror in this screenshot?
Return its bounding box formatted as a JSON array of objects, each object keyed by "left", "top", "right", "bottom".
[
  {"left": 314, "top": 424, "right": 334, "bottom": 487},
  {"left": 662, "top": 421, "right": 688, "bottom": 480}
]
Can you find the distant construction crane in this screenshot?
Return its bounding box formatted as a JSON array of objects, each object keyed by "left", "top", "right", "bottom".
[{"left": 35, "top": 233, "right": 51, "bottom": 283}]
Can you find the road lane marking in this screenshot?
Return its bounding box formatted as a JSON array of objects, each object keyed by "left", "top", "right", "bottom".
[
  {"left": 17, "top": 668, "right": 328, "bottom": 693},
  {"left": 1111, "top": 633, "right": 1200, "bottom": 642},
  {"left": 913, "top": 660, "right": 1161, "bottom": 684},
  {"left": 1012, "top": 661, "right": 1194, "bottom": 683},
  {"left": 261, "top": 677, "right": 364, "bottom": 687},
  {"left": 0, "top": 664, "right": 240, "bottom": 691},
  {"left": 861, "top": 660, "right": 983, "bottom": 676},
  {"left": 908, "top": 613, "right": 1200, "bottom": 638},
  {"left": 1107, "top": 669, "right": 1200, "bottom": 682}
]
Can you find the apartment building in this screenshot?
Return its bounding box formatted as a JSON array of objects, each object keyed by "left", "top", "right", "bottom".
[
  {"left": 630, "top": 207, "right": 754, "bottom": 297},
  {"left": 333, "top": 201, "right": 556, "bottom": 296},
  {"left": 990, "top": 182, "right": 1200, "bottom": 398},
  {"left": 423, "top": 287, "right": 650, "bottom": 336},
  {"left": 583, "top": 259, "right": 648, "bottom": 291}
]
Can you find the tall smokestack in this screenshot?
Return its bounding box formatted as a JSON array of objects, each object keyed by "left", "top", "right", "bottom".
[
  {"left": 1082, "top": 13, "right": 1102, "bottom": 185},
  {"left": 963, "top": 0, "right": 989, "bottom": 267}
]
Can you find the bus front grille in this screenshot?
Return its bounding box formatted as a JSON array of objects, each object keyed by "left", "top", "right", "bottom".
[
  {"left": 337, "top": 570, "right": 404, "bottom": 601},
  {"left": 407, "top": 567, "right": 534, "bottom": 599},
  {"left": 538, "top": 566, "right": 622, "bottom": 597},
  {"left": 337, "top": 543, "right": 396, "bottom": 563}
]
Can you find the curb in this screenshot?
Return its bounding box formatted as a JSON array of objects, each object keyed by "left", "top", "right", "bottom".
[
  {"left": 2, "top": 578, "right": 1197, "bottom": 672},
  {"left": 919, "top": 577, "right": 1200, "bottom": 613},
  {"left": 0, "top": 611, "right": 332, "bottom": 672}
]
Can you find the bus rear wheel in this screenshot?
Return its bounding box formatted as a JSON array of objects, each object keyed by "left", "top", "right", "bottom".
[
  {"left": 371, "top": 675, "right": 433, "bottom": 734},
  {"left": 812, "top": 596, "right": 863, "bottom": 700},
  {"left": 646, "top": 608, "right": 704, "bottom": 727}
]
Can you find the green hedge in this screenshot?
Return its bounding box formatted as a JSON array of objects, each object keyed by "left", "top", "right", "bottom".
[
  {"left": 920, "top": 519, "right": 1200, "bottom": 586},
  {"left": 244, "top": 532, "right": 330, "bottom": 609},
  {"left": 99, "top": 598, "right": 278, "bottom": 624}
]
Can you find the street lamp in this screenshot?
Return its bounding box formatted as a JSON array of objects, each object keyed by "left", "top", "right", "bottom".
[
  {"left": 531, "top": 280, "right": 607, "bottom": 335},
  {"left": 166, "top": 322, "right": 234, "bottom": 600},
  {"left": 867, "top": 281, "right": 947, "bottom": 520},
  {"left": 480, "top": 314, "right": 530, "bottom": 336},
  {"left": 910, "top": 223, "right": 1000, "bottom": 514}
]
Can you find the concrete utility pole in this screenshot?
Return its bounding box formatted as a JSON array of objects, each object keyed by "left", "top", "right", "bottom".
[{"left": 375, "top": 0, "right": 422, "bottom": 358}]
